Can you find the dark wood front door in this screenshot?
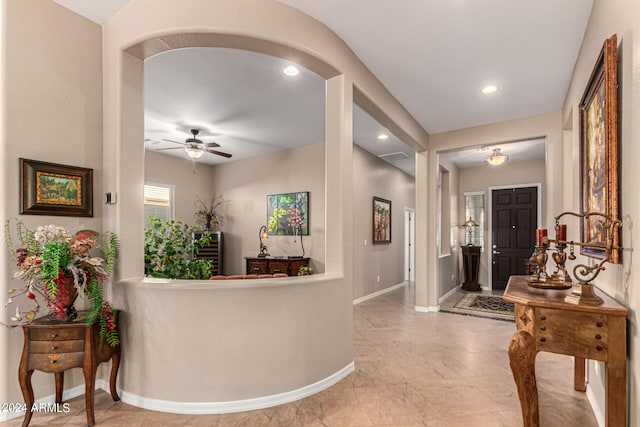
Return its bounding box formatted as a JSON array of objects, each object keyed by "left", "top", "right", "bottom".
[{"left": 491, "top": 187, "right": 538, "bottom": 290}]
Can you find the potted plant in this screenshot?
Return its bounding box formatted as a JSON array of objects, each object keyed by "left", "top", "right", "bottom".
[
  {"left": 144, "top": 217, "right": 214, "bottom": 279},
  {"left": 194, "top": 193, "right": 228, "bottom": 231},
  {"left": 2, "top": 219, "right": 119, "bottom": 346}
]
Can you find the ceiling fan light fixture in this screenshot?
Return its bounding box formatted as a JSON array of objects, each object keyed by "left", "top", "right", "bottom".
[
  {"left": 185, "top": 147, "right": 204, "bottom": 159},
  {"left": 486, "top": 148, "right": 509, "bottom": 166}
]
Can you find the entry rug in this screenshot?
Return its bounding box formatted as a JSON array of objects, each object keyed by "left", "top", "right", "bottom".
[{"left": 453, "top": 294, "right": 515, "bottom": 317}]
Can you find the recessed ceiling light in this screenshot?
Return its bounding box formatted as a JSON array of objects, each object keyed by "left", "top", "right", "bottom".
[
  {"left": 283, "top": 65, "right": 299, "bottom": 76},
  {"left": 377, "top": 133, "right": 389, "bottom": 140},
  {"left": 481, "top": 85, "right": 498, "bottom": 94}
]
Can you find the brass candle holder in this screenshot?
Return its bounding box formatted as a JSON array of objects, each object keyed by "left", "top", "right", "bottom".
[{"left": 526, "top": 211, "right": 623, "bottom": 305}]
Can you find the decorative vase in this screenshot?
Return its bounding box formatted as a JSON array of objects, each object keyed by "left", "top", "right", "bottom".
[{"left": 47, "top": 276, "right": 79, "bottom": 320}]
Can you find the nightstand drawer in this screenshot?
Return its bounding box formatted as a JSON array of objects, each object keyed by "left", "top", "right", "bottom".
[
  {"left": 30, "top": 339, "right": 84, "bottom": 354},
  {"left": 28, "top": 351, "right": 84, "bottom": 372},
  {"left": 30, "top": 327, "right": 84, "bottom": 341}
]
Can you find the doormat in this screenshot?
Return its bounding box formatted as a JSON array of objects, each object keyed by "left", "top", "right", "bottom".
[{"left": 453, "top": 294, "right": 515, "bottom": 317}]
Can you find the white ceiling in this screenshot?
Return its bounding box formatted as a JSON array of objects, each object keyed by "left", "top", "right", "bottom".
[{"left": 52, "top": 0, "right": 594, "bottom": 174}]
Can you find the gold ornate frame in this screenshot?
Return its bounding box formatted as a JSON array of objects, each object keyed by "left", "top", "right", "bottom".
[{"left": 579, "top": 34, "right": 620, "bottom": 263}]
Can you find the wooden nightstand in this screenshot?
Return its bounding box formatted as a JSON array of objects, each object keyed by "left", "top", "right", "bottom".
[{"left": 18, "top": 313, "right": 121, "bottom": 426}]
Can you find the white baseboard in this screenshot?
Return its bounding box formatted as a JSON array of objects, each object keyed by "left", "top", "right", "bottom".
[
  {"left": 119, "top": 362, "right": 355, "bottom": 414},
  {"left": 414, "top": 305, "right": 440, "bottom": 312},
  {"left": 586, "top": 384, "right": 605, "bottom": 427},
  {"left": 353, "top": 281, "right": 407, "bottom": 305},
  {"left": 1, "top": 363, "right": 355, "bottom": 420},
  {"left": 438, "top": 286, "right": 459, "bottom": 304}
]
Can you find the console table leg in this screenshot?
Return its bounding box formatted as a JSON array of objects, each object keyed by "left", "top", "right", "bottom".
[
  {"left": 83, "top": 364, "right": 96, "bottom": 426},
  {"left": 109, "top": 346, "right": 121, "bottom": 401},
  {"left": 574, "top": 357, "right": 586, "bottom": 392},
  {"left": 54, "top": 372, "right": 64, "bottom": 403},
  {"left": 509, "top": 329, "right": 539, "bottom": 427},
  {"left": 606, "top": 317, "right": 627, "bottom": 427},
  {"left": 18, "top": 369, "right": 34, "bottom": 427}
]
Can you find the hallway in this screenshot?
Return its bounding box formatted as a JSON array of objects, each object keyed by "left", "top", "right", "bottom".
[{"left": 5, "top": 284, "right": 598, "bottom": 426}]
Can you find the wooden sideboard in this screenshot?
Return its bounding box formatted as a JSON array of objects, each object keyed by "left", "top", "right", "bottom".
[
  {"left": 503, "top": 276, "right": 628, "bottom": 427},
  {"left": 461, "top": 245, "right": 481, "bottom": 291},
  {"left": 245, "top": 257, "right": 310, "bottom": 276},
  {"left": 19, "top": 313, "right": 121, "bottom": 426}
]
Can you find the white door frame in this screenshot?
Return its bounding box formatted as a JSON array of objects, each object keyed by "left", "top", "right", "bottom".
[{"left": 404, "top": 207, "right": 416, "bottom": 282}]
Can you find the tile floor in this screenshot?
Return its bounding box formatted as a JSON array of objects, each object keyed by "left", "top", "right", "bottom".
[{"left": 3, "top": 284, "right": 598, "bottom": 426}]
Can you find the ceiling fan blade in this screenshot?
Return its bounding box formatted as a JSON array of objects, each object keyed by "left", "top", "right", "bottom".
[
  {"left": 162, "top": 139, "right": 186, "bottom": 145},
  {"left": 204, "top": 142, "right": 221, "bottom": 148},
  {"left": 156, "top": 147, "right": 184, "bottom": 151},
  {"left": 206, "top": 149, "right": 232, "bottom": 158}
]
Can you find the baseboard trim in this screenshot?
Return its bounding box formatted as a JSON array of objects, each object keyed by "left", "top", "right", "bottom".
[
  {"left": 438, "top": 286, "right": 459, "bottom": 304},
  {"left": 1, "top": 363, "right": 355, "bottom": 420},
  {"left": 586, "top": 384, "right": 605, "bottom": 427},
  {"left": 414, "top": 305, "right": 440, "bottom": 312},
  {"left": 119, "top": 362, "right": 355, "bottom": 414},
  {"left": 353, "top": 281, "right": 407, "bottom": 305}
]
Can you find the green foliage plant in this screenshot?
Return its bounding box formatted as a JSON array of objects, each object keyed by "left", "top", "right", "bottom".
[{"left": 144, "top": 217, "right": 214, "bottom": 279}]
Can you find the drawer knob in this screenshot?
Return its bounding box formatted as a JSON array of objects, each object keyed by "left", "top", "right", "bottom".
[
  {"left": 51, "top": 334, "right": 57, "bottom": 338},
  {"left": 595, "top": 334, "right": 602, "bottom": 340},
  {"left": 50, "top": 359, "right": 56, "bottom": 364},
  {"left": 596, "top": 345, "right": 603, "bottom": 352},
  {"left": 596, "top": 321, "right": 603, "bottom": 328},
  {"left": 540, "top": 315, "right": 547, "bottom": 321},
  {"left": 540, "top": 337, "right": 547, "bottom": 342},
  {"left": 540, "top": 326, "right": 546, "bottom": 331},
  {"left": 51, "top": 346, "right": 57, "bottom": 351}
]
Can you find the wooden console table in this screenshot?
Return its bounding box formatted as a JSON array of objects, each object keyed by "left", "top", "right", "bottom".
[
  {"left": 245, "top": 257, "right": 309, "bottom": 276},
  {"left": 503, "top": 276, "right": 628, "bottom": 427},
  {"left": 19, "top": 313, "right": 121, "bottom": 426}
]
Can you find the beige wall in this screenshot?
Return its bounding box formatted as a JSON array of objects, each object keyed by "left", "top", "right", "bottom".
[
  {"left": 210, "top": 142, "right": 325, "bottom": 275},
  {"left": 144, "top": 150, "right": 216, "bottom": 225},
  {"left": 561, "top": 0, "right": 640, "bottom": 423},
  {"left": 458, "top": 159, "right": 545, "bottom": 288},
  {"left": 352, "top": 145, "right": 415, "bottom": 299},
  {"left": 0, "top": 0, "right": 104, "bottom": 410},
  {"left": 0, "top": 1, "right": 103, "bottom": 414}
]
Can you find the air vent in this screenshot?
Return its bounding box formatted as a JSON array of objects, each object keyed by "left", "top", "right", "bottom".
[{"left": 378, "top": 152, "right": 410, "bottom": 162}]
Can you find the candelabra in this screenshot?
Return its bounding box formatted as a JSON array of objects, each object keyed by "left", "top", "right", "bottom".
[{"left": 527, "top": 211, "right": 622, "bottom": 305}]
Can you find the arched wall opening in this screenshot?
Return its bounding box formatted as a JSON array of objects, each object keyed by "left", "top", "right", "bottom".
[{"left": 101, "top": 0, "right": 428, "bottom": 412}]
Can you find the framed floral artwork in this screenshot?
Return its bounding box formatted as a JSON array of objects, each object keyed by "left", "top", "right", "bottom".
[
  {"left": 579, "top": 34, "right": 619, "bottom": 263},
  {"left": 20, "top": 158, "right": 93, "bottom": 217},
  {"left": 267, "top": 192, "right": 309, "bottom": 235}
]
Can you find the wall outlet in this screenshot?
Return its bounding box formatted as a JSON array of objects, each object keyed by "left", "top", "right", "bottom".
[
  {"left": 364, "top": 239, "right": 367, "bottom": 246},
  {"left": 376, "top": 275, "right": 380, "bottom": 282}
]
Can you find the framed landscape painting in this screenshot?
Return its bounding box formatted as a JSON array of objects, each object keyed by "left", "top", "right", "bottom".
[
  {"left": 20, "top": 158, "right": 93, "bottom": 217},
  {"left": 579, "top": 34, "right": 619, "bottom": 263},
  {"left": 373, "top": 196, "right": 391, "bottom": 244}
]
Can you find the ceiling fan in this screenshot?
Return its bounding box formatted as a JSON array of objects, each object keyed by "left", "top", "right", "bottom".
[{"left": 158, "top": 129, "right": 232, "bottom": 159}]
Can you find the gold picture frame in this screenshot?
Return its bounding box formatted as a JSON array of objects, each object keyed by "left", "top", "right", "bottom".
[
  {"left": 579, "top": 34, "right": 619, "bottom": 263},
  {"left": 20, "top": 158, "right": 93, "bottom": 217}
]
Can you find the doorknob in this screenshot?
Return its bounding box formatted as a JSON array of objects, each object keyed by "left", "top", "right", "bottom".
[{"left": 493, "top": 250, "right": 501, "bottom": 254}]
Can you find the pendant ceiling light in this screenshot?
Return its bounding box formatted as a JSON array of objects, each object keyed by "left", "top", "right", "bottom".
[{"left": 486, "top": 148, "right": 509, "bottom": 166}]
